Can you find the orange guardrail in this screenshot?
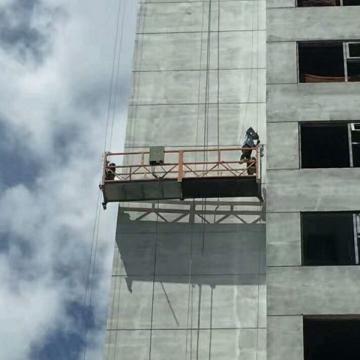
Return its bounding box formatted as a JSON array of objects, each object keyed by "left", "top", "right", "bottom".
[{"left": 101, "top": 146, "right": 262, "bottom": 187}]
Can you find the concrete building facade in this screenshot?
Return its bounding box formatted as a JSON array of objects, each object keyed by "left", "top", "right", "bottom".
[
  {"left": 104, "top": 0, "right": 266, "bottom": 359},
  {"left": 105, "top": 0, "right": 360, "bottom": 359},
  {"left": 267, "top": 1, "right": 360, "bottom": 360}
]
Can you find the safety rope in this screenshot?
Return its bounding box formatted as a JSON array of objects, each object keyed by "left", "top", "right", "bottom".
[
  {"left": 109, "top": 0, "right": 128, "bottom": 149},
  {"left": 148, "top": 200, "right": 160, "bottom": 360},
  {"left": 104, "top": 0, "right": 124, "bottom": 153},
  {"left": 184, "top": 200, "right": 195, "bottom": 360},
  {"left": 131, "top": 1, "right": 148, "bottom": 148},
  {"left": 82, "top": 192, "right": 102, "bottom": 360},
  {"left": 185, "top": 1, "right": 207, "bottom": 357},
  {"left": 82, "top": 2, "right": 128, "bottom": 359}
]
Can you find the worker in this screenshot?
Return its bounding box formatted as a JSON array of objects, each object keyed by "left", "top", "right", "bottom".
[
  {"left": 240, "top": 127, "right": 260, "bottom": 161},
  {"left": 105, "top": 161, "right": 116, "bottom": 181},
  {"left": 247, "top": 157, "right": 257, "bottom": 175}
]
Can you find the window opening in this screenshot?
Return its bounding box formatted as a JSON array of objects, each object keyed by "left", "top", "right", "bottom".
[
  {"left": 298, "top": 0, "right": 360, "bottom": 6},
  {"left": 299, "top": 41, "right": 360, "bottom": 83},
  {"left": 300, "top": 122, "right": 360, "bottom": 169},
  {"left": 346, "top": 42, "right": 360, "bottom": 81},
  {"left": 302, "top": 212, "right": 360, "bottom": 266},
  {"left": 350, "top": 123, "right": 360, "bottom": 166},
  {"left": 304, "top": 317, "right": 360, "bottom": 360}
]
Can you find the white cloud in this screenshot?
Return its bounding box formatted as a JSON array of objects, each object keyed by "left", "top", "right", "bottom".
[{"left": 0, "top": 0, "right": 137, "bottom": 359}]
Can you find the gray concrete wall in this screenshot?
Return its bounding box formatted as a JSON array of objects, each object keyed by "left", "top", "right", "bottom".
[
  {"left": 267, "top": 2, "right": 360, "bottom": 360},
  {"left": 104, "top": 0, "right": 267, "bottom": 359},
  {"left": 105, "top": 215, "right": 266, "bottom": 360}
]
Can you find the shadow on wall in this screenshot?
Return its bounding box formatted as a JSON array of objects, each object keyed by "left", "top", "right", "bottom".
[{"left": 115, "top": 208, "right": 266, "bottom": 292}]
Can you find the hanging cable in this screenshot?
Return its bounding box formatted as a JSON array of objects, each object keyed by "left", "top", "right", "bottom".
[
  {"left": 185, "top": 200, "right": 195, "bottom": 360},
  {"left": 148, "top": 200, "right": 160, "bottom": 360},
  {"left": 131, "top": 1, "right": 148, "bottom": 147},
  {"left": 81, "top": 191, "right": 102, "bottom": 360},
  {"left": 103, "top": 0, "right": 124, "bottom": 152},
  {"left": 216, "top": 0, "right": 220, "bottom": 151},
  {"left": 82, "top": 2, "right": 128, "bottom": 359},
  {"left": 109, "top": 0, "right": 128, "bottom": 149}
]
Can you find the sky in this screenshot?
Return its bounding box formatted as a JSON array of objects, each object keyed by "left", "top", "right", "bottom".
[{"left": 0, "top": 0, "right": 137, "bottom": 359}]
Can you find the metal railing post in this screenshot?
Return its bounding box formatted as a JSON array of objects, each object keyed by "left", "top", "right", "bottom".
[
  {"left": 178, "top": 150, "right": 184, "bottom": 182},
  {"left": 256, "top": 146, "right": 260, "bottom": 182},
  {"left": 102, "top": 152, "right": 108, "bottom": 185}
]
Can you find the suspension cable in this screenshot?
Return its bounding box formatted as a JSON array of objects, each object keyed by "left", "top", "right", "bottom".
[
  {"left": 109, "top": 0, "right": 128, "bottom": 149},
  {"left": 103, "top": 0, "right": 124, "bottom": 152}
]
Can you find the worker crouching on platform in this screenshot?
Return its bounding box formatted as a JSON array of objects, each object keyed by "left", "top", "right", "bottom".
[
  {"left": 240, "top": 127, "right": 260, "bottom": 175},
  {"left": 105, "top": 161, "right": 116, "bottom": 181}
]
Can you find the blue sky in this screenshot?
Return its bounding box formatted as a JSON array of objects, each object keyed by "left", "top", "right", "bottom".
[{"left": 0, "top": 0, "right": 136, "bottom": 359}]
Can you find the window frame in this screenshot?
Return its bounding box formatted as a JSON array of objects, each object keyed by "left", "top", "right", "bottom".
[
  {"left": 301, "top": 211, "right": 360, "bottom": 266},
  {"left": 298, "top": 41, "right": 360, "bottom": 83},
  {"left": 299, "top": 121, "right": 360, "bottom": 169}
]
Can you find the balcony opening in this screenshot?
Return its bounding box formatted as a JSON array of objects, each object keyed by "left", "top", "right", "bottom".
[
  {"left": 304, "top": 317, "right": 360, "bottom": 360},
  {"left": 301, "top": 122, "right": 360, "bottom": 168},
  {"left": 298, "top": 41, "right": 360, "bottom": 82},
  {"left": 301, "top": 212, "right": 360, "bottom": 266},
  {"left": 298, "top": 0, "right": 360, "bottom": 6}
]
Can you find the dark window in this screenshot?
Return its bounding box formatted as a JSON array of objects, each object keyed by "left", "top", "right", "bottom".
[
  {"left": 302, "top": 212, "right": 359, "bottom": 266},
  {"left": 304, "top": 317, "right": 360, "bottom": 360},
  {"left": 301, "top": 123, "right": 349, "bottom": 168},
  {"left": 298, "top": 41, "right": 360, "bottom": 82},
  {"left": 298, "top": 42, "right": 344, "bottom": 82},
  {"left": 298, "top": 0, "right": 360, "bottom": 6},
  {"left": 348, "top": 43, "right": 360, "bottom": 57},
  {"left": 301, "top": 122, "right": 360, "bottom": 168},
  {"left": 351, "top": 124, "right": 360, "bottom": 166}
]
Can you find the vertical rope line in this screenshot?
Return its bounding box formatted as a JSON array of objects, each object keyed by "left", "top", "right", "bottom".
[
  {"left": 113, "top": 233, "right": 126, "bottom": 360},
  {"left": 109, "top": 0, "right": 128, "bottom": 149},
  {"left": 255, "top": 0, "right": 260, "bottom": 133},
  {"left": 204, "top": 0, "right": 212, "bottom": 153},
  {"left": 149, "top": 200, "right": 160, "bottom": 360},
  {"left": 132, "top": 1, "right": 148, "bottom": 148},
  {"left": 202, "top": 0, "right": 213, "bottom": 254},
  {"left": 103, "top": 0, "right": 123, "bottom": 152},
  {"left": 82, "top": 192, "right": 102, "bottom": 360},
  {"left": 217, "top": 0, "right": 220, "bottom": 150},
  {"left": 185, "top": 200, "right": 195, "bottom": 360},
  {"left": 208, "top": 287, "right": 214, "bottom": 360},
  {"left": 196, "top": 285, "right": 202, "bottom": 360},
  {"left": 195, "top": 1, "right": 207, "bottom": 150},
  {"left": 243, "top": 0, "right": 256, "bottom": 131}
]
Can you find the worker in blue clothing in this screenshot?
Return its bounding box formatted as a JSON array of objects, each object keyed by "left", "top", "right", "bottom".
[
  {"left": 240, "top": 127, "right": 260, "bottom": 175},
  {"left": 240, "top": 127, "right": 260, "bottom": 161}
]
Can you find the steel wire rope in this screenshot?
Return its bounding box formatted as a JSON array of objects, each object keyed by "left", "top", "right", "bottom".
[
  {"left": 185, "top": 1, "right": 207, "bottom": 358},
  {"left": 82, "top": 2, "right": 127, "bottom": 359},
  {"left": 81, "top": 192, "right": 101, "bottom": 360},
  {"left": 200, "top": 0, "right": 213, "bottom": 263},
  {"left": 148, "top": 200, "right": 160, "bottom": 360},
  {"left": 104, "top": 0, "right": 124, "bottom": 152},
  {"left": 198, "top": 1, "right": 214, "bottom": 358},
  {"left": 240, "top": 0, "right": 257, "bottom": 147},
  {"left": 195, "top": 1, "right": 207, "bottom": 150},
  {"left": 184, "top": 200, "right": 196, "bottom": 360},
  {"left": 112, "top": 239, "right": 123, "bottom": 360},
  {"left": 109, "top": 0, "right": 128, "bottom": 149},
  {"left": 131, "top": 1, "right": 148, "bottom": 150},
  {"left": 208, "top": 286, "right": 214, "bottom": 360},
  {"left": 254, "top": 3, "right": 262, "bottom": 359},
  {"left": 209, "top": 2, "right": 221, "bottom": 357}
]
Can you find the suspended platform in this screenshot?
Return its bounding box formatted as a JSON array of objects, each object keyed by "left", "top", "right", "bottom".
[{"left": 100, "top": 146, "right": 262, "bottom": 209}]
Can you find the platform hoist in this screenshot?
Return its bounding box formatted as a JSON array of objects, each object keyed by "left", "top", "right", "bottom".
[{"left": 99, "top": 129, "right": 264, "bottom": 209}]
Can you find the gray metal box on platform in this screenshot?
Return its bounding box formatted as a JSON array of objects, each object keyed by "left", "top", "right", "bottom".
[{"left": 149, "top": 146, "right": 164, "bottom": 165}]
